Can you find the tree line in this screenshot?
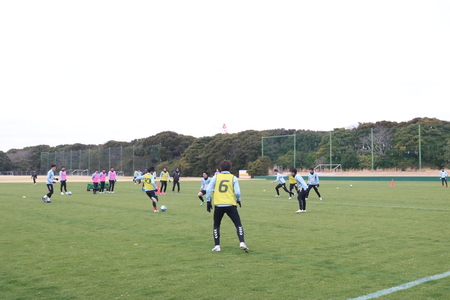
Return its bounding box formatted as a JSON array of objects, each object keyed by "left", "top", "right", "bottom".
[{"left": 1, "top": 117, "right": 449, "bottom": 176}]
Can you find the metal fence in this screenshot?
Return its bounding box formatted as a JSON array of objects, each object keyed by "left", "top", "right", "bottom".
[
  {"left": 0, "top": 171, "right": 32, "bottom": 175},
  {"left": 261, "top": 124, "right": 450, "bottom": 170},
  {"left": 39, "top": 145, "right": 160, "bottom": 176}
]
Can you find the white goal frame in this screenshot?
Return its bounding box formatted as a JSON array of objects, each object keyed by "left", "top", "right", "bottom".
[
  {"left": 315, "top": 164, "right": 342, "bottom": 174},
  {"left": 71, "top": 169, "right": 89, "bottom": 176}
]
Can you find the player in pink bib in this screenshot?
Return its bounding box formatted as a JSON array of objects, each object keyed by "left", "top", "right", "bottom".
[
  {"left": 59, "top": 166, "right": 68, "bottom": 195},
  {"left": 108, "top": 167, "right": 117, "bottom": 193}
]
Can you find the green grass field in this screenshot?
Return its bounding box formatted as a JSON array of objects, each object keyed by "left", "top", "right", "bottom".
[{"left": 1, "top": 179, "right": 449, "bottom": 300}]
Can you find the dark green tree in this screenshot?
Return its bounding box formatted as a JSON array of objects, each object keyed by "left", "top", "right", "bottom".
[{"left": 0, "top": 151, "right": 13, "bottom": 171}]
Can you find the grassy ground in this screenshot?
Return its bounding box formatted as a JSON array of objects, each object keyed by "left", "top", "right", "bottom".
[{"left": 1, "top": 179, "right": 449, "bottom": 300}]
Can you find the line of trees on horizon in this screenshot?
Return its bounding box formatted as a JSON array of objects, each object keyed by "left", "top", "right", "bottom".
[{"left": 1, "top": 117, "right": 449, "bottom": 176}]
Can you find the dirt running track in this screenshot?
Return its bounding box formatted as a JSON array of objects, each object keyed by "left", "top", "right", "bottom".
[{"left": 0, "top": 170, "right": 439, "bottom": 184}]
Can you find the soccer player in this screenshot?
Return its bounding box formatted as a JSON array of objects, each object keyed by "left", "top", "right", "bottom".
[
  {"left": 135, "top": 167, "right": 159, "bottom": 212},
  {"left": 290, "top": 168, "right": 308, "bottom": 213},
  {"left": 159, "top": 167, "right": 170, "bottom": 194},
  {"left": 133, "top": 169, "right": 138, "bottom": 184},
  {"left": 172, "top": 167, "right": 181, "bottom": 193},
  {"left": 288, "top": 173, "right": 298, "bottom": 196},
  {"left": 306, "top": 167, "right": 322, "bottom": 200},
  {"left": 31, "top": 170, "right": 37, "bottom": 185},
  {"left": 92, "top": 169, "right": 100, "bottom": 194},
  {"left": 136, "top": 169, "right": 142, "bottom": 184},
  {"left": 108, "top": 167, "right": 117, "bottom": 193},
  {"left": 99, "top": 169, "right": 107, "bottom": 193},
  {"left": 197, "top": 172, "right": 211, "bottom": 205},
  {"left": 41, "top": 165, "right": 58, "bottom": 203},
  {"left": 206, "top": 160, "right": 249, "bottom": 253},
  {"left": 59, "top": 166, "right": 68, "bottom": 195},
  {"left": 272, "top": 169, "right": 295, "bottom": 198},
  {"left": 440, "top": 168, "right": 448, "bottom": 187}
]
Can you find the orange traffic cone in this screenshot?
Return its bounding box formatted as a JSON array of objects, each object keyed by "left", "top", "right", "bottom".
[{"left": 390, "top": 179, "right": 395, "bottom": 187}]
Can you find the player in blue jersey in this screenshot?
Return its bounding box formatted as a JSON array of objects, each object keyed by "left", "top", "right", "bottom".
[
  {"left": 197, "top": 172, "right": 211, "bottom": 205},
  {"left": 272, "top": 169, "right": 295, "bottom": 198},
  {"left": 41, "top": 165, "right": 58, "bottom": 203},
  {"left": 440, "top": 168, "right": 448, "bottom": 187},
  {"left": 290, "top": 168, "right": 308, "bottom": 213},
  {"left": 306, "top": 168, "right": 322, "bottom": 200}
]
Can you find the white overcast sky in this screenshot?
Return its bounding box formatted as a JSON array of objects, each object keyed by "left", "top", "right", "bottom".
[{"left": 1, "top": 0, "right": 449, "bottom": 152}]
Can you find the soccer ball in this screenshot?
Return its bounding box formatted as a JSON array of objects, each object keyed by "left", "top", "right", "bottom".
[
  {"left": 349, "top": 185, "right": 353, "bottom": 188},
  {"left": 160, "top": 205, "right": 167, "bottom": 212},
  {"left": 66, "top": 191, "right": 72, "bottom": 195}
]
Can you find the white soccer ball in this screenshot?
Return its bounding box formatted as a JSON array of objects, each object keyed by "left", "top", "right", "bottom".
[
  {"left": 349, "top": 185, "right": 353, "bottom": 188},
  {"left": 160, "top": 205, "right": 167, "bottom": 211},
  {"left": 66, "top": 191, "right": 72, "bottom": 195}
]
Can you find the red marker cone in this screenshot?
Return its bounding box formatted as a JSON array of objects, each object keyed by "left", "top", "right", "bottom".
[{"left": 390, "top": 179, "right": 395, "bottom": 187}]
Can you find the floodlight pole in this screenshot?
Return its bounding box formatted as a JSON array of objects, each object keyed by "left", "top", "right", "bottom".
[
  {"left": 418, "top": 125, "right": 422, "bottom": 170},
  {"left": 329, "top": 131, "right": 332, "bottom": 171},
  {"left": 371, "top": 128, "right": 374, "bottom": 171},
  {"left": 293, "top": 134, "right": 296, "bottom": 168}
]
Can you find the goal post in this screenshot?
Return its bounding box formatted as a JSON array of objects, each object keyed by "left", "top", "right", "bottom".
[
  {"left": 261, "top": 134, "right": 296, "bottom": 167},
  {"left": 315, "top": 164, "right": 342, "bottom": 174}
]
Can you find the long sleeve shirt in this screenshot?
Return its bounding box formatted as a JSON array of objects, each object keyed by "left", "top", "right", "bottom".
[
  {"left": 46, "top": 169, "right": 56, "bottom": 184},
  {"left": 273, "top": 173, "right": 288, "bottom": 184},
  {"left": 206, "top": 171, "right": 241, "bottom": 206},
  {"left": 200, "top": 177, "right": 212, "bottom": 190},
  {"left": 294, "top": 174, "right": 308, "bottom": 191},
  {"left": 135, "top": 173, "right": 157, "bottom": 191},
  {"left": 307, "top": 172, "right": 320, "bottom": 185}
]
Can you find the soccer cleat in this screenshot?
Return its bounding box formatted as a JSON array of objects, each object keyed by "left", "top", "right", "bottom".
[
  {"left": 212, "top": 245, "right": 221, "bottom": 252},
  {"left": 319, "top": 197, "right": 323, "bottom": 200},
  {"left": 275, "top": 195, "right": 280, "bottom": 197},
  {"left": 47, "top": 200, "right": 52, "bottom": 203},
  {"left": 289, "top": 197, "right": 292, "bottom": 200},
  {"left": 153, "top": 209, "right": 159, "bottom": 212},
  {"left": 295, "top": 209, "right": 305, "bottom": 213},
  {"left": 240, "top": 242, "right": 249, "bottom": 253},
  {"left": 61, "top": 192, "right": 64, "bottom": 195},
  {"left": 200, "top": 201, "right": 204, "bottom": 206}
]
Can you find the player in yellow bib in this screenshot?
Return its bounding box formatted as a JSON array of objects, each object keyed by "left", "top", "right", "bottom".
[
  {"left": 135, "top": 167, "right": 160, "bottom": 212},
  {"left": 288, "top": 173, "right": 298, "bottom": 196},
  {"left": 206, "top": 160, "right": 249, "bottom": 253},
  {"left": 159, "top": 167, "right": 170, "bottom": 194}
]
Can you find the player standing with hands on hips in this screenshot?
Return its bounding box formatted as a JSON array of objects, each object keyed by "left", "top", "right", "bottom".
[
  {"left": 206, "top": 160, "right": 249, "bottom": 253},
  {"left": 42, "top": 165, "right": 58, "bottom": 203}
]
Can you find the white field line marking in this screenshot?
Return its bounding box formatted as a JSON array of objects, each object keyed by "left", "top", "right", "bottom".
[
  {"left": 314, "top": 202, "right": 450, "bottom": 211},
  {"left": 258, "top": 198, "right": 450, "bottom": 211},
  {"left": 347, "top": 271, "right": 450, "bottom": 300}
]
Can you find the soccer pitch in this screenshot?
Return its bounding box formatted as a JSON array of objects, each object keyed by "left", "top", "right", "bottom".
[{"left": 1, "top": 179, "right": 449, "bottom": 299}]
